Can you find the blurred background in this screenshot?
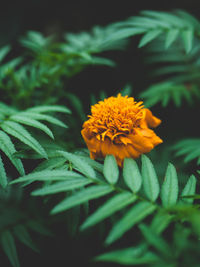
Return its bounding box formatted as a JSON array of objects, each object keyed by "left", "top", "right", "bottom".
[{"left": 0, "top": 1, "right": 200, "bottom": 266}]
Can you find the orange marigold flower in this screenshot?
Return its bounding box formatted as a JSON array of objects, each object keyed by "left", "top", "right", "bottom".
[{"left": 81, "top": 93, "right": 163, "bottom": 167}]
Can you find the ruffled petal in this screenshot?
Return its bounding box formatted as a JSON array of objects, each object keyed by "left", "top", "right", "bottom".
[
  {"left": 144, "top": 108, "right": 162, "bottom": 128},
  {"left": 129, "top": 128, "right": 163, "bottom": 154}
]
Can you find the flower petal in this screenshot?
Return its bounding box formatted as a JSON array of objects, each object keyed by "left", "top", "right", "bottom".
[{"left": 144, "top": 108, "right": 162, "bottom": 128}]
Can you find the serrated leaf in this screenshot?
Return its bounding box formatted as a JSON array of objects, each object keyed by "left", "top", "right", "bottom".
[
  {"left": 32, "top": 177, "right": 92, "bottom": 196},
  {"left": 141, "top": 155, "right": 160, "bottom": 202},
  {"left": 51, "top": 184, "right": 113, "bottom": 214},
  {"left": 27, "top": 105, "right": 71, "bottom": 114},
  {"left": 123, "top": 158, "right": 142, "bottom": 193},
  {"left": 105, "top": 201, "right": 156, "bottom": 245},
  {"left": 103, "top": 155, "right": 119, "bottom": 184},
  {"left": 10, "top": 170, "right": 83, "bottom": 185},
  {"left": 181, "top": 175, "right": 196, "bottom": 203},
  {"left": 0, "top": 230, "right": 20, "bottom": 267},
  {"left": 58, "top": 151, "right": 96, "bottom": 178},
  {"left": 80, "top": 192, "right": 137, "bottom": 230},
  {"left": 165, "top": 29, "right": 179, "bottom": 49},
  {"left": 0, "top": 154, "right": 7, "bottom": 188},
  {"left": 0, "top": 130, "right": 25, "bottom": 175},
  {"left": 13, "top": 225, "right": 38, "bottom": 252},
  {"left": 138, "top": 29, "right": 162, "bottom": 48},
  {"left": 182, "top": 29, "right": 194, "bottom": 53},
  {"left": 161, "top": 163, "right": 179, "bottom": 207},
  {"left": 1, "top": 121, "right": 47, "bottom": 158},
  {"left": 10, "top": 115, "right": 54, "bottom": 139},
  {"left": 139, "top": 223, "right": 172, "bottom": 257}
]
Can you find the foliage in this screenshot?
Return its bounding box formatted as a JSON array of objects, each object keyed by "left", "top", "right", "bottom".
[
  {"left": 172, "top": 138, "right": 200, "bottom": 165},
  {"left": 0, "top": 7, "right": 200, "bottom": 267}
]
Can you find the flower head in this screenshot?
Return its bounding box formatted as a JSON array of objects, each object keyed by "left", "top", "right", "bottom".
[{"left": 81, "top": 93, "right": 163, "bottom": 167}]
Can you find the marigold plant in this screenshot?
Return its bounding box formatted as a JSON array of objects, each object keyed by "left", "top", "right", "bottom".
[
  {"left": 1, "top": 7, "right": 200, "bottom": 267},
  {"left": 81, "top": 93, "right": 163, "bottom": 166}
]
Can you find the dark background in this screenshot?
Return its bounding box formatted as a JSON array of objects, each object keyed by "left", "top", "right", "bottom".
[{"left": 0, "top": 1, "right": 200, "bottom": 266}]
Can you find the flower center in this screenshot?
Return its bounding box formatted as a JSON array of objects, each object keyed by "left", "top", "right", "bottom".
[{"left": 87, "top": 94, "right": 144, "bottom": 143}]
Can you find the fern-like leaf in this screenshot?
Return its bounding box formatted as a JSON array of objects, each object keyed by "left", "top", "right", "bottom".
[
  {"left": 80, "top": 192, "right": 137, "bottom": 230},
  {"left": 13, "top": 225, "right": 39, "bottom": 252},
  {"left": 27, "top": 105, "right": 71, "bottom": 114},
  {"left": 10, "top": 114, "right": 54, "bottom": 139},
  {"left": 0, "top": 130, "right": 25, "bottom": 176},
  {"left": 51, "top": 184, "right": 114, "bottom": 214},
  {"left": 31, "top": 177, "right": 92, "bottom": 196},
  {"left": 1, "top": 121, "right": 48, "bottom": 159},
  {"left": 0, "top": 230, "right": 20, "bottom": 267},
  {"left": 10, "top": 170, "right": 84, "bottom": 185},
  {"left": 105, "top": 201, "right": 156, "bottom": 245},
  {"left": 0, "top": 155, "right": 7, "bottom": 188},
  {"left": 172, "top": 138, "right": 200, "bottom": 164}
]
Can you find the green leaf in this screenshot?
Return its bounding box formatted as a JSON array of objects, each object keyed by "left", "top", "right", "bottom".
[
  {"left": 161, "top": 163, "right": 179, "bottom": 207},
  {"left": 80, "top": 192, "right": 137, "bottom": 230},
  {"left": 0, "top": 103, "right": 17, "bottom": 116},
  {"left": 51, "top": 184, "right": 113, "bottom": 214},
  {"left": 27, "top": 105, "right": 71, "bottom": 114},
  {"left": 10, "top": 170, "right": 84, "bottom": 185},
  {"left": 138, "top": 29, "right": 162, "bottom": 48},
  {"left": 78, "top": 155, "right": 103, "bottom": 173},
  {"left": 105, "top": 201, "right": 156, "bottom": 245},
  {"left": 0, "top": 230, "right": 20, "bottom": 267},
  {"left": 34, "top": 157, "right": 67, "bottom": 172},
  {"left": 90, "top": 56, "right": 115, "bottom": 67},
  {"left": 13, "top": 225, "right": 38, "bottom": 252},
  {"left": 0, "top": 130, "right": 25, "bottom": 175},
  {"left": 32, "top": 177, "right": 92, "bottom": 196},
  {"left": 184, "top": 148, "right": 200, "bottom": 163},
  {"left": 140, "top": 10, "right": 185, "bottom": 27},
  {"left": 105, "top": 28, "right": 146, "bottom": 42},
  {"left": 18, "top": 112, "right": 68, "bottom": 128},
  {"left": 95, "top": 247, "right": 158, "bottom": 265},
  {"left": 0, "top": 154, "right": 8, "bottom": 188},
  {"left": 172, "top": 89, "right": 181, "bottom": 107},
  {"left": 165, "top": 29, "right": 179, "bottom": 49},
  {"left": 64, "top": 93, "right": 86, "bottom": 121},
  {"left": 150, "top": 212, "right": 173, "bottom": 234},
  {"left": 10, "top": 115, "right": 54, "bottom": 139},
  {"left": 1, "top": 121, "right": 47, "bottom": 158},
  {"left": 173, "top": 138, "right": 200, "bottom": 163},
  {"left": 103, "top": 155, "right": 119, "bottom": 184},
  {"left": 141, "top": 155, "right": 160, "bottom": 202},
  {"left": 181, "top": 175, "right": 196, "bottom": 203},
  {"left": 26, "top": 220, "right": 52, "bottom": 236},
  {"left": 0, "top": 45, "right": 11, "bottom": 62},
  {"left": 123, "top": 158, "right": 142, "bottom": 193},
  {"left": 139, "top": 223, "right": 172, "bottom": 257},
  {"left": 182, "top": 29, "right": 194, "bottom": 53},
  {"left": 58, "top": 151, "right": 96, "bottom": 179}
]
